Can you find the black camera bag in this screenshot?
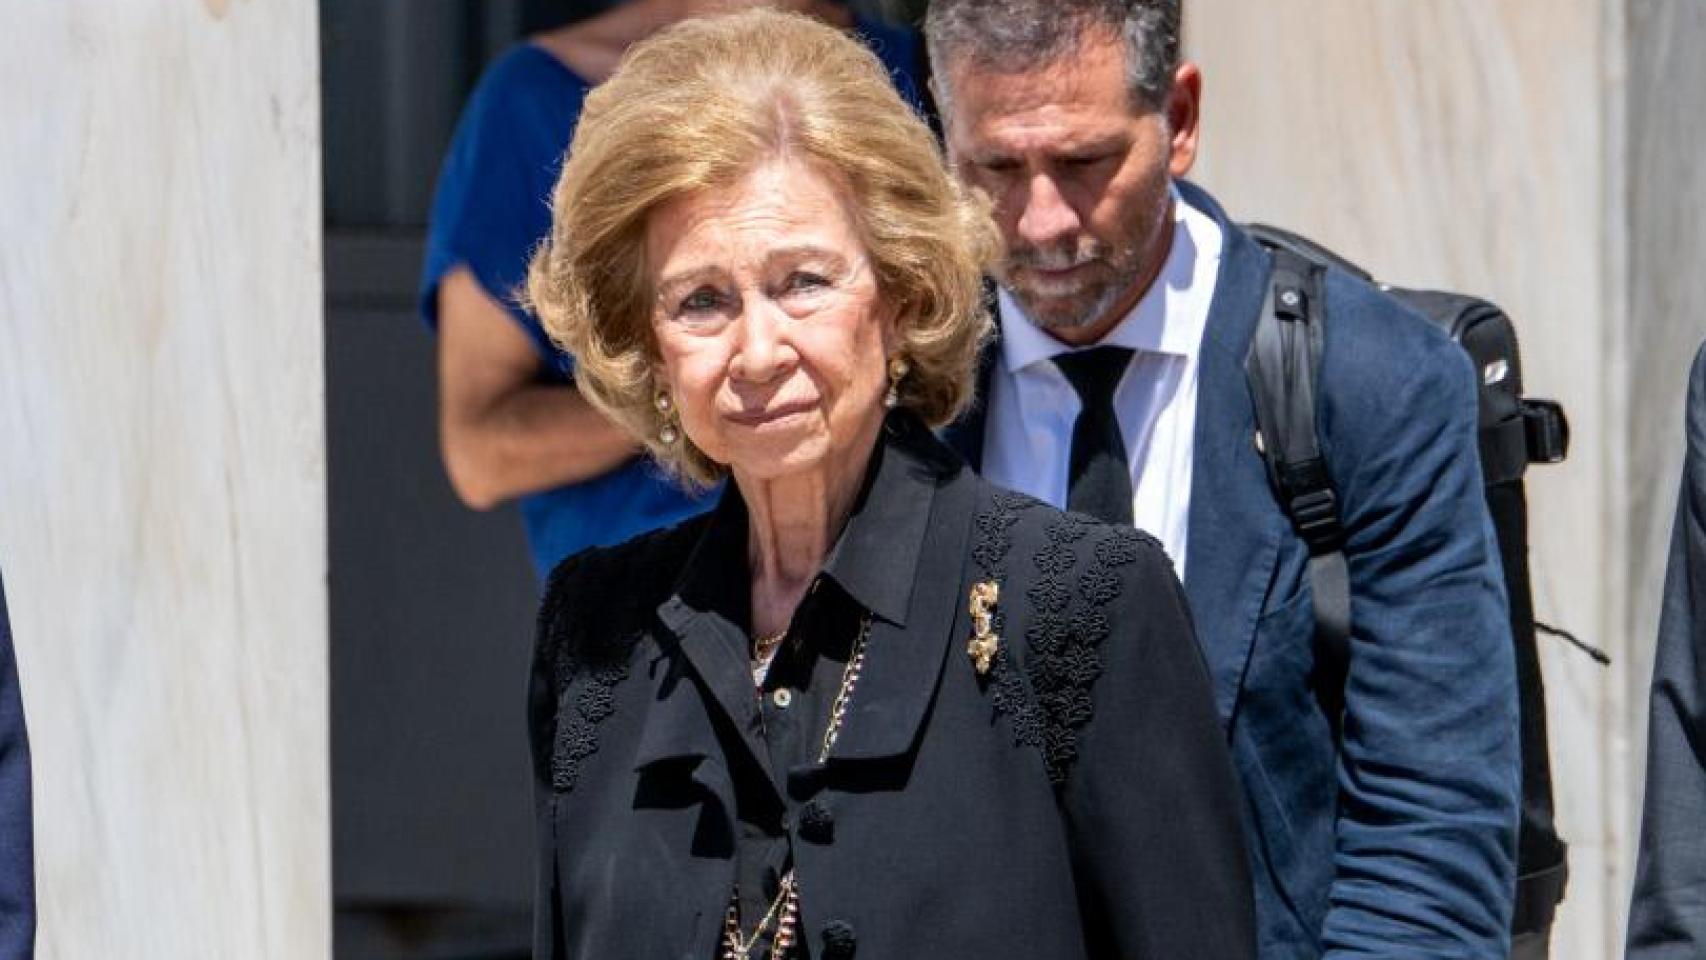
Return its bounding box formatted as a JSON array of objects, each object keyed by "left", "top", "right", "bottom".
[{"left": 1242, "top": 223, "right": 1572, "bottom": 940}]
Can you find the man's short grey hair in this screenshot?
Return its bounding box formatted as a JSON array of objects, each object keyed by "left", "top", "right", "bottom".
[{"left": 925, "top": 0, "right": 1181, "bottom": 110}]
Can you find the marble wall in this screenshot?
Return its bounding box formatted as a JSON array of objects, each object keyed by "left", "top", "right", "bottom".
[
  {"left": 0, "top": 1, "right": 327, "bottom": 957},
  {"left": 1187, "top": 1, "right": 1706, "bottom": 955}
]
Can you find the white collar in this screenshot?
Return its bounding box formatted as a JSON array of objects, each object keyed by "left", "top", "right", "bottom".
[{"left": 999, "top": 184, "right": 1222, "bottom": 374}]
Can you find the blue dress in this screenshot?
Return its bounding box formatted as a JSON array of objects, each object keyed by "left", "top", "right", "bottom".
[{"left": 421, "top": 17, "right": 926, "bottom": 580}]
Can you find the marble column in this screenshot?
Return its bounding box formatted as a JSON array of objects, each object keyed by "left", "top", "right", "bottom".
[
  {"left": 0, "top": 1, "right": 327, "bottom": 957},
  {"left": 1186, "top": 1, "right": 1706, "bottom": 954}
]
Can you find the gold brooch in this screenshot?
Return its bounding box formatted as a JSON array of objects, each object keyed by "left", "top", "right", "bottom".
[{"left": 967, "top": 580, "right": 1000, "bottom": 675}]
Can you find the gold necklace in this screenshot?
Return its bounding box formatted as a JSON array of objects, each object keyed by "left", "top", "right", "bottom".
[
  {"left": 722, "top": 615, "right": 872, "bottom": 960},
  {"left": 752, "top": 628, "right": 788, "bottom": 670}
]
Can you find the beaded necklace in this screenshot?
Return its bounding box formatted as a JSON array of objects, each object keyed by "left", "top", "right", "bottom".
[{"left": 720, "top": 615, "right": 872, "bottom": 960}]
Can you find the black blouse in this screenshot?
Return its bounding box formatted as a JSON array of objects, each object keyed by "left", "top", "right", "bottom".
[
  {"left": 529, "top": 410, "right": 1255, "bottom": 960},
  {"left": 669, "top": 427, "right": 939, "bottom": 954}
]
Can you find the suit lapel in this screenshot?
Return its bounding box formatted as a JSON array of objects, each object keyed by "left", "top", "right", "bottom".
[{"left": 1179, "top": 181, "right": 1289, "bottom": 725}]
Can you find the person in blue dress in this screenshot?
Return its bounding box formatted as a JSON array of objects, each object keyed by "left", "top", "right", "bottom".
[{"left": 422, "top": 0, "right": 929, "bottom": 580}]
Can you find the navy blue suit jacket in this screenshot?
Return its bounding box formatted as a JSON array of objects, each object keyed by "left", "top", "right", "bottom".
[
  {"left": 945, "top": 182, "right": 1519, "bottom": 958},
  {"left": 1628, "top": 341, "right": 1706, "bottom": 959},
  {"left": 0, "top": 566, "right": 33, "bottom": 960}
]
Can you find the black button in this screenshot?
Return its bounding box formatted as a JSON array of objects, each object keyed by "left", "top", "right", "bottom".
[
  {"left": 821, "top": 920, "right": 856, "bottom": 958},
  {"left": 798, "top": 800, "right": 834, "bottom": 844}
]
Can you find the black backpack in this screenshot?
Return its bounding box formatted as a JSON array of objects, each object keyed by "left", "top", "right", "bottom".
[{"left": 1242, "top": 223, "right": 1578, "bottom": 941}]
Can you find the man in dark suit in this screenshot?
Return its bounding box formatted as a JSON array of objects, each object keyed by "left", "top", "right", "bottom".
[
  {"left": 1628, "top": 341, "right": 1706, "bottom": 959},
  {"left": 0, "top": 564, "right": 33, "bottom": 959},
  {"left": 926, "top": 1, "right": 1519, "bottom": 956}
]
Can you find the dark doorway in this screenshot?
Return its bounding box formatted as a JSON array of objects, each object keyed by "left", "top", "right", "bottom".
[{"left": 322, "top": 3, "right": 536, "bottom": 958}]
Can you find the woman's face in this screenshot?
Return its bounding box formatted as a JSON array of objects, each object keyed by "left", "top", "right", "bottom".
[{"left": 645, "top": 159, "right": 896, "bottom": 483}]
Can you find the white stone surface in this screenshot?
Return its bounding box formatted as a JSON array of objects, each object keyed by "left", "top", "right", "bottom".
[
  {"left": 0, "top": 1, "right": 327, "bottom": 957},
  {"left": 1187, "top": 2, "right": 1706, "bottom": 955}
]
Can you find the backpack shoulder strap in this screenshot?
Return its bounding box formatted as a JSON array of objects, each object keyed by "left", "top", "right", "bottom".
[{"left": 1244, "top": 242, "right": 1351, "bottom": 665}]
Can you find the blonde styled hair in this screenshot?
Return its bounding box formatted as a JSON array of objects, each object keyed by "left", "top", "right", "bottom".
[{"left": 526, "top": 8, "right": 999, "bottom": 487}]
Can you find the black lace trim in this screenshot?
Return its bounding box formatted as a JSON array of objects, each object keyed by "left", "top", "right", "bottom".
[
  {"left": 1025, "top": 513, "right": 1100, "bottom": 783},
  {"left": 545, "top": 571, "right": 640, "bottom": 793},
  {"left": 971, "top": 489, "right": 1028, "bottom": 577},
  {"left": 552, "top": 655, "right": 630, "bottom": 792},
  {"left": 972, "top": 491, "right": 1045, "bottom": 753},
  {"left": 967, "top": 493, "right": 1153, "bottom": 784}
]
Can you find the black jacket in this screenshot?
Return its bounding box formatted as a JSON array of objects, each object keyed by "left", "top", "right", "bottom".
[{"left": 528, "top": 411, "right": 1254, "bottom": 959}]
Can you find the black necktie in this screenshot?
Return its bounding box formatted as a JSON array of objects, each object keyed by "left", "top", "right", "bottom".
[{"left": 1054, "top": 346, "right": 1135, "bottom": 525}]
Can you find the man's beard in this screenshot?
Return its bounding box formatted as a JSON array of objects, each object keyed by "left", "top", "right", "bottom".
[{"left": 996, "top": 236, "right": 1145, "bottom": 332}]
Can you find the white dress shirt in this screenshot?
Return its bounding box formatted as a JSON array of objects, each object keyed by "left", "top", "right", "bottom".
[{"left": 982, "top": 188, "right": 1224, "bottom": 579}]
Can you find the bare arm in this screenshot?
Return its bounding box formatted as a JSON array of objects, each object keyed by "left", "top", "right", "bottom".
[{"left": 437, "top": 266, "right": 640, "bottom": 509}]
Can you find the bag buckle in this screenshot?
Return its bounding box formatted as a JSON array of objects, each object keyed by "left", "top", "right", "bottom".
[
  {"left": 1522, "top": 398, "right": 1569, "bottom": 464},
  {"left": 1281, "top": 460, "right": 1344, "bottom": 553}
]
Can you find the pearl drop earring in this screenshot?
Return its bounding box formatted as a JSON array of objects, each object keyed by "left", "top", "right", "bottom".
[{"left": 655, "top": 390, "right": 679, "bottom": 445}]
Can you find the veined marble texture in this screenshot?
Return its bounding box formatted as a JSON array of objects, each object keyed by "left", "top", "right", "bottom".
[
  {"left": 0, "top": 1, "right": 327, "bottom": 958},
  {"left": 1188, "top": 1, "right": 1706, "bottom": 955}
]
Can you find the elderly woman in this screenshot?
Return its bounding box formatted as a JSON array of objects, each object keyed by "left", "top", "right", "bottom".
[{"left": 524, "top": 10, "right": 1253, "bottom": 959}]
